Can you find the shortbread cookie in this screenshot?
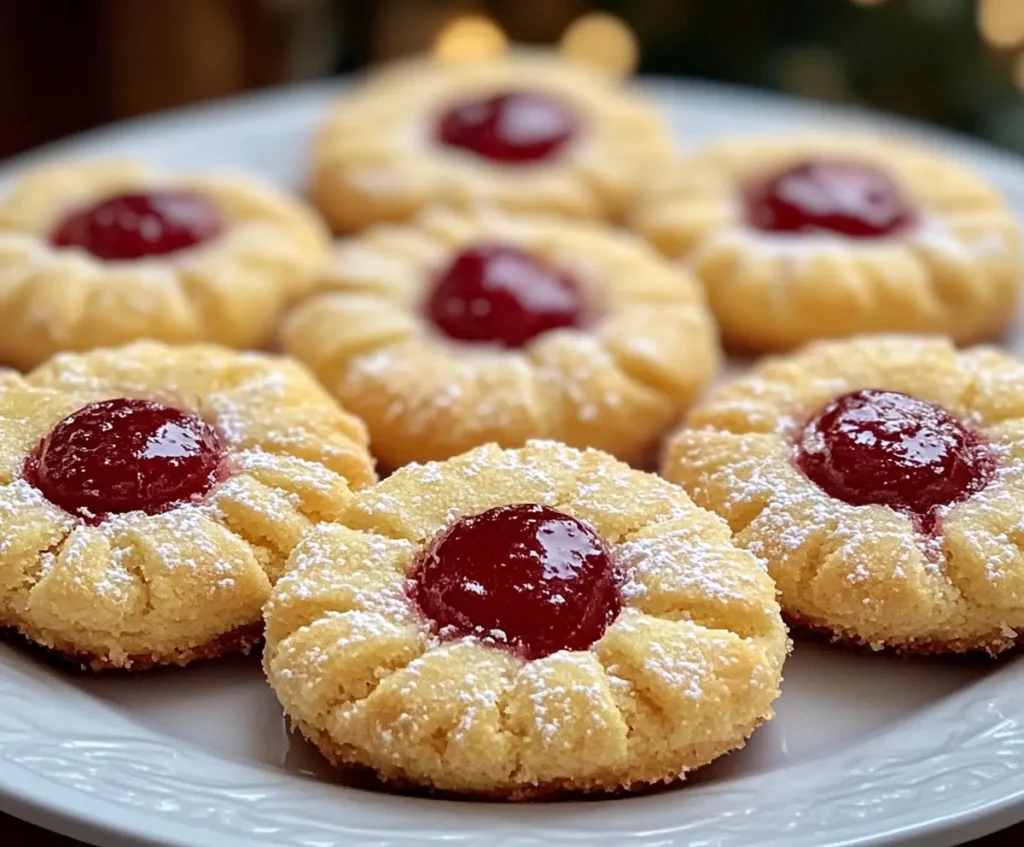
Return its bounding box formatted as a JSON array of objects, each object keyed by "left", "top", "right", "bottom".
[
  {"left": 0, "top": 160, "right": 329, "bottom": 369},
  {"left": 312, "top": 51, "right": 673, "bottom": 232},
  {"left": 281, "top": 208, "right": 718, "bottom": 469},
  {"left": 631, "top": 135, "right": 1022, "bottom": 351},
  {"left": 0, "top": 342, "right": 375, "bottom": 669},
  {"left": 264, "top": 441, "right": 787, "bottom": 797},
  {"left": 665, "top": 334, "right": 1024, "bottom": 653}
]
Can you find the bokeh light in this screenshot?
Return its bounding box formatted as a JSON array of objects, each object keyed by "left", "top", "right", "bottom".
[
  {"left": 979, "top": 0, "right": 1024, "bottom": 48},
  {"left": 560, "top": 13, "right": 639, "bottom": 77},
  {"left": 433, "top": 15, "right": 508, "bottom": 63}
]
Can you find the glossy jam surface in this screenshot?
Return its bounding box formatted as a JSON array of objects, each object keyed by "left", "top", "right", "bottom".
[
  {"left": 50, "top": 190, "right": 223, "bottom": 260},
  {"left": 426, "top": 243, "right": 588, "bottom": 348},
  {"left": 744, "top": 158, "right": 916, "bottom": 238},
  {"left": 26, "top": 398, "right": 226, "bottom": 522},
  {"left": 435, "top": 90, "right": 579, "bottom": 164},
  {"left": 796, "top": 390, "right": 993, "bottom": 531},
  {"left": 412, "top": 503, "right": 621, "bottom": 659}
]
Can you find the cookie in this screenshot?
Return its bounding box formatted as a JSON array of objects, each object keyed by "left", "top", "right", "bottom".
[
  {"left": 631, "top": 134, "right": 1022, "bottom": 351},
  {"left": 664, "top": 334, "right": 1024, "bottom": 653},
  {"left": 0, "top": 342, "right": 375, "bottom": 670},
  {"left": 311, "top": 51, "right": 673, "bottom": 232},
  {"left": 0, "top": 160, "right": 329, "bottom": 369},
  {"left": 264, "top": 441, "right": 787, "bottom": 797},
  {"left": 281, "top": 207, "right": 719, "bottom": 469}
]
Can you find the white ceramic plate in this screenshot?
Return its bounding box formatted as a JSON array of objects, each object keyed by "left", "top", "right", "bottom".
[{"left": 2, "top": 78, "right": 1024, "bottom": 847}]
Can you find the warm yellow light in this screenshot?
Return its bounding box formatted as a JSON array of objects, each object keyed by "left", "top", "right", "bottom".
[
  {"left": 560, "top": 13, "right": 639, "bottom": 78},
  {"left": 979, "top": 0, "right": 1024, "bottom": 48},
  {"left": 433, "top": 15, "right": 508, "bottom": 63}
]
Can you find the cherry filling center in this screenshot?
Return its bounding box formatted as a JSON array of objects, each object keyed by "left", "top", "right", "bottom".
[
  {"left": 25, "top": 398, "right": 226, "bottom": 522},
  {"left": 796, "top": 389, "right": 993, "bottom": 532},
  {"left": 425, "top": 243, "right": 588, "bottom": 348},
  {"left": 743, "top": 158, "right": 916, "bottom": 238},
  {"left": 411, "top": 503, "right": 621, "bottom": 659},
  {"left": 435, "top": 90, "right": 579, "bottom": 164},
  {"left": 49, "top": 190, "right": 223, "bottom": 260}
]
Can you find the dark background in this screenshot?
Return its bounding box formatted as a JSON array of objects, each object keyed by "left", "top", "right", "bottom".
[{"left": 1, "top": 0, "right": 1023, "bottom": 160}]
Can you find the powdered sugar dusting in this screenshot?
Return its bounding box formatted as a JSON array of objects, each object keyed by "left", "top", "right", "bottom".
[
  {"left": 514, "top": 652, "right": 614, "bottom": 742},
  {"left": 0, "top": 480, "right": 75, "bottom": 562},
  {"left": 5, "top": 471, "right": 285, "bottom": 604},
  {"left": 681, "top": 343, "right": 1024, "bottom": 619},
  {"left": 566, "top": 467, "right": 692, "bottom": 540},
  {"left": 354, "top": 640, "right": 511, "bottom": 746},
  {"left": 100, "top": 508, "right": 236, "bottom": 578},
  {"left": 619, "top": 529, "right": 768, "bottom": 607},
  {"left": 205, "top": 371, "right": 299, "bottom": 444},
  {"left": 209, "top": 475, "right": 301, "bottom": 529},
  {"left": 326, "top": 607, "right": 412, "bottom": 650},
  {"left": 235, "top": 449, "right": 342, "bottom": 496},
  {"left": 352, "top": 442, "right": 581, "bottom": 538},
  {"left": 343, "top": 345, "right": 533, "bottom": 437},
  {"left": 272, "top": 527, "right": 415, "bottom": 622},
  {"left": 90, "top": 547, "right": 138, "bottom": 602},
  {"left": 610, "top": 612, "right": 725, "bottom": 700}
]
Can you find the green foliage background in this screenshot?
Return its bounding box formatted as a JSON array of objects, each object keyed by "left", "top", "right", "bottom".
[{"left": 633, "top": 0, "right": 1020, "bottom": 148}]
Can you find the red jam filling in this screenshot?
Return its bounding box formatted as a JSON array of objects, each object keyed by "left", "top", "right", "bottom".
[
  {"left": 435, "top": 90, "right": 579, "bottom": 164},
  {"left": 744, "top": 158, "right": 916, "bottom": 238},
  {"left": 49, "top": 190, "right": 223, "bottom": 260},
  {"left": 426, "top": 243, "right": 588, "bottom": 348},
  {"left": 25, "top": 398, "right": 226, "bottom": 522},
  {"left": 411, "top": 503, "right": 621, "bottom": 659},
  {"left": 796, "top": 389, "right": 993, "bottom": 532}
]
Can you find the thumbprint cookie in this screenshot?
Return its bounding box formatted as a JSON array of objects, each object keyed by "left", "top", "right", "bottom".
[
  {"left": 311, "top": 51, "right": 673, "bottom": 232},
  {"left": 665, "top": 334, "right": 1024, "bottom": 653},
  {"left": 631, "top": 135, "right": 1022, "bottom": 351},
  {"left": 264, "top": 440, "right": 787, "bottom": 797},
  {"left": 0, "top": 160, "right": 329, "bottom": 369},
  {"left": 0, "top": 342, "right": 375, "bottom": 669},
  {"left": 280, "top": 208, "right": 719, "bottom": 470}
]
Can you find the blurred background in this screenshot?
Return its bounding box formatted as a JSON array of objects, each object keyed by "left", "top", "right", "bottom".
[{"left": 4, "top": 0, "right": 1024, "bottom": 159}]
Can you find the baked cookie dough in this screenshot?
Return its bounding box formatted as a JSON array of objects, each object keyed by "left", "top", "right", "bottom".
[
  {"left": 264, "top": 441, "right": 787, "bottom": 796},
  {"left": 0, "top": 160, "right": 328, "bottom": 369},
  {"left": 0, "top": 342, "right": 374, "bottom": 669},
  {"left": 665, "top": 335, "right": 1024, "bottom": 653},
  {"left": 312, "top": 51, "right": 673, "bottom": 232},
  {"left": 281, "top": 208, "right": 718, "bottom": 469},
  {"left": 631, "top": 135, "right": 1022, "bottom": 351}
]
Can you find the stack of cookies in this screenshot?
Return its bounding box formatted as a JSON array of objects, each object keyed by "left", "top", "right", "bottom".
[{"left": 1, "top": 16, "right": 1022, "bottom": 800}]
